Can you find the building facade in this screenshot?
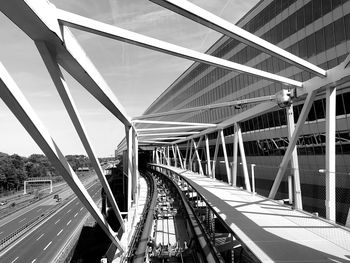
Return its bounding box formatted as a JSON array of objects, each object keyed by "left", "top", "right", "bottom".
[{"left": 143, "top": 0, "right": 350, "bottom": 224}]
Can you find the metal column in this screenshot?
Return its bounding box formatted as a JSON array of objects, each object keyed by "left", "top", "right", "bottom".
[
  {"left": 237, "top": 123, "right": 251, "bottom": 192},
  {"left": 326, "top": 87, "right": 336, "bottom": 221},
  {"left": 232, "top": 124, "right": 238, "bottom": 186},
  {"left": 286, "top": 105, "right": 302, "bottom": 209},
  {"left": 205, "top": 135, "right": 212, "bottom": 178}
]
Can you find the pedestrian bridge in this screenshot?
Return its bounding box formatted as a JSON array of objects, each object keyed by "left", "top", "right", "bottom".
[
  {"left": 150, "top": 164, "right": 350, "bottom": 263},
  {"left": 1, "top": 0, "right": 350, "bottom": 262}
]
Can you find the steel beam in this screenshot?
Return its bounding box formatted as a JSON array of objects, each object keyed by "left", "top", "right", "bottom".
[
  {"left": 0, "top": 62, "right": 123, "bottom": 251},
  {"left": 237, "top": 123, "right": 251, "bottom": 192},
  {"left": 286, "top": 105, "right": 302, "bottom": 210},
  {"left": 232, "top": 125, "right": 238, "bottom": 186},
  {"left": 172, "top": 145, "right": 177, "bottom": 167},
  {"left": 176, "top": 144, "right": 184, "bottom": 169},
  {"left": 36, "top": 41, "right": 125, "bottom": 230},
  {"left": 150, "top": 0, "right": 326, "bottom": 77},
  {"left": 325, "top": 87, "right": 336, "bottom": 221},
  {"left": 57, "top": 9, "right": 302, "bottom": 87},
  {"left": 125, "top": 126, "right": 133, "bottom": 210},
  {"left": 137, "top": 125, "right": 212, "bottom": 132},
  {"left": 136, "top": 95, "right": 277, "bottom": 119},
  {"left": 205, "top": 135, "right": 212, "bottom": 178},
  {"left": 132, "top": 120, "right": 216, "bottom": 127},
  {"left": 269, "top": 91, "right": 317, "bottom": 198},
  {"left": 212, "top": 132, "right": 221, "bottom": 180},
  {"left": 138, "top": 131, "right": 200, "bottom": 137},
  {"left": 184, "top": 140, "right": 190, "bottom": 169},
  {"left": 132, "top": 128, "right": 138, "bottom": 201},
  {"left": 192, "top": 137, "right": 204, "bottom": 174},
  {"left": 220, "top": 130, "right": 231, "bottom": 184}
]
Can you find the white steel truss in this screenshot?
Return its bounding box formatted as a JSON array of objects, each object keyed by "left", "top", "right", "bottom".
[{"left": 1, "top": 0, "right": 349, "bottom": 255}]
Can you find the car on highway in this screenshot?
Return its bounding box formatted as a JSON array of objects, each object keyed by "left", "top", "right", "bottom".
[{"left": 0, "top": 200, "right": 8, "bottom": 206}]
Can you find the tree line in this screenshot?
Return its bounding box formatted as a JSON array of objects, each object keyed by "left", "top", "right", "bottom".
[{"left": 0, "top": 152, "right": 92, "bottom": 192}]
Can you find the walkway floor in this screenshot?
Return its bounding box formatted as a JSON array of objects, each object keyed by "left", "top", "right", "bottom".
[{"left": 156, "top": 165, "right": 350, "bottom": 263}]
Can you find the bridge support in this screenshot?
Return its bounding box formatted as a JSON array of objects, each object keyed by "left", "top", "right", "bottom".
[
  {"left": 269, "top": 91, "right": 317, "bottom": 199},
  {"left": 220, "top": 129, "right": 231, "bottom": 184},
  {"left": 325, "top": 86, "right": 336, "bottom": 222},
  {"left": 286, "top": 105, "right": 302, "bottom": 210},
  {"left": 237, "top": 123, "right": 251, "bottom": 192},
  {"left": 205, "top": 135, "right": 212, "bottom": 178},
  {"left": 231, "top": 124, "right": 239, "bottom": 186}
]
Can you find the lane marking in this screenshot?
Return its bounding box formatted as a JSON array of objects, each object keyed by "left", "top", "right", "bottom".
[
  {"left": 74, "top": 213, "right": 78, "bottom": 218},
  {"left": 43, "top": 241, "right": 52, "bottom": 251},
  {"left": 67, "top": 220, "right": 71, "bottom": 226},
  {"left": 36, "top": 233, "right": 44, "bottom": 241},
  {"left": 31, "top": 259, "right": 37, "bottom": 263},
  {"left": 57, "top": 229, "right": 63, "bottom": 236},
  {"left": 18, "top": 218, "right": 26, "bottom": 223},
  {"left": 36, "top": 208, "right": 42, "bottom": 212},
  {"left": 66, "top": 209, "right": 72, "bottom": 214},
  {"left": 76, "top": 201, "right": 79, "bottom": 205},
  {"left": 55, "top": 219, "right": 61, "bottom": 224},
  {"left": 80, "top": 207, "right": 83, "bottom": 211},
  {"left": 0, "top": 231, "right": 3, "bottom": 235},
  {"left": 11, "top": 257, "right": 19, "bottom": 263}
]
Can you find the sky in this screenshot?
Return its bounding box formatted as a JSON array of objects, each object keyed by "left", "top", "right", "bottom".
[{"left": 0, "top": 0, "right": 258, "bottom": 157}]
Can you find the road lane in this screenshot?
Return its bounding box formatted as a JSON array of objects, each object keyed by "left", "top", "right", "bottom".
[{"left": 0, "top": 183, "right": 101, "bottom": 263}]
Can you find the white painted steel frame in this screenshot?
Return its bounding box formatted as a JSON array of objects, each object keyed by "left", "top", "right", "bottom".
[
  {"left": 150, "top": 0, "right": 326, "bottom": 77},
  {"left": 326, "top": 87, "right": 336, "bottom": 221},
  {"left": 36, "top": 41, "right": 125, "bottom": 230},
  {"left": 132, "top": 120, "right": 216, "bottom": 127},
  {"left": 269, "top": 91, "right": 317, "bottom": 199},
  {"left": 192, "top": 137, "right": 204, "bottom": 175},
  {"left": 57, "top": 9, "right": 302, "bottom": 87},
  {"left": 286, "top": 105, "right": 302, "bottom": 210},
  {"left": 236, "top": 124, "right": 251, "bottom": 192},
  {"left": 220, "top": 129, "right": 231, "bottom": 184},
  {"left": 0, "top": 62, "right": 123, "bottom": 251},
  {"left": 205, "top": 135, "right": 212, "bottom": 178}
]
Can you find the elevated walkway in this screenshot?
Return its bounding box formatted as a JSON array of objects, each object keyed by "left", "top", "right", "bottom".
[{"left": 152, "top": 164, "right": 350, "bottom": 263}]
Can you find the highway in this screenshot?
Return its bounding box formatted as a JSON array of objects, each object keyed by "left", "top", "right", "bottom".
[{"left": 0, "top": 181, "right": 101, "bottom": 263}]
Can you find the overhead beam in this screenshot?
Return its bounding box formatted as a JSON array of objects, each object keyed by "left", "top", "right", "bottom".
[
  {"left": 0, "top": 62, "right": 123, "bottom": 252},
  {"left": 135, "top": 95, "right": 277, "bottom": 119},
  {"left": 0, "top": 0, "right": 131, "bottom": 126},
  {"left": 138, "top": 131, "right": 200, "bottom": 137},
  {"left": 150, "top": 0, "right": 326, "bottom": 77},
  {"left": 137, "top": 125, "right": 212, "bottom": 132},
  {"left": 57, "top": 9, "right": 302, "bottom": 87},
  {"left": 132, "top": 120, "right": 216, "bottom": 127}
]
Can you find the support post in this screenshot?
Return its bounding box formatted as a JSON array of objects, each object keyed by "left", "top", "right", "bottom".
[
  {"left": 326, "top": 87, "right": 336, "bottom": 221},
  {"left": 232, "top": 124, "right": 238, "bottom": 186},
  {"left": 184, "top": 141, "right": 189, "bottom": 169},
  {"left": 176, "top": 144, "right": 184, "bottom": 169},
  {"left": 237, "top": 123, "right": 251, "bottom": 192},
  {"left": 286, "top": 105, "right": 302, "bottom": 209},
  {"left": 205, "top": 135, "right": 212, "bottom": 178},
  {"left": 167, "top": 146, "right": 170, "bottom": 165},
  {"left": 172, "top": 145, "right": 177, "bottom": 167},
  {"left": 220, "top": 130, "right": 231, "bottom": 184},
  {"left": 125, "top": 125, "right": 133, "bottom": 211},
  {"left": 192, "top": 137, "right": 204, "bottom": 175},
  {"left": 269, "top": 91, "right": 317, "bottom": 199},
  {"left": 189, "top": 140, "right": 193, "bottom": 171},
  {"left": 50, "top": 180, "right": 53, "bottom": 194},
  {"left": 212, "top": 131, "right": 221, "bottom": 180}
]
